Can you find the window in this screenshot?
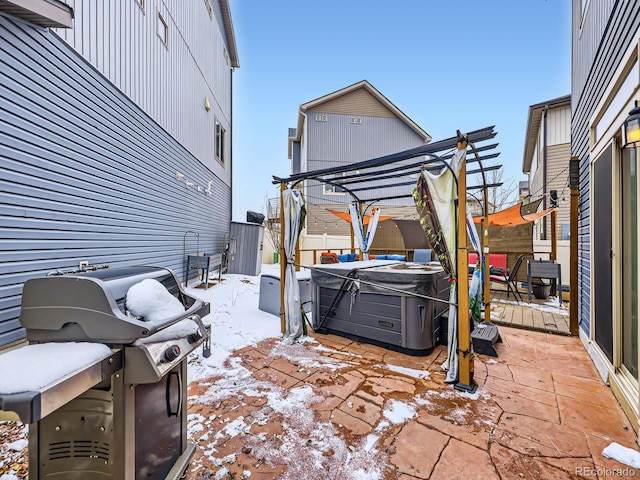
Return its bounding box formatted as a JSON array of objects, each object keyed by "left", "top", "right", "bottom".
[
  {"left": 315, "top": 114, "right": 328, "bottom": 122},
  {"left": 323, "top": 173, "right": 346, "bottom": 195},
  {"left": 350, "top": 116, "right": 362, "bottom": 125},
  {"left": 215, "top": 120, "right": 226, "bottom": 164},
  {"left": 324, "top": 183, "right": 345, "bottom": 194},
  {"left": 157, "top": 12, "right": 168, "bottom": 47}
]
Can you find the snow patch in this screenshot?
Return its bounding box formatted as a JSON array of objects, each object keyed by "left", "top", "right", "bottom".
[{"left": 602, "top": 442, "right": 640, "bottom": 469}]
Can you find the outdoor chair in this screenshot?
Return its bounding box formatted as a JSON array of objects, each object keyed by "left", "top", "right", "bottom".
[
  {"left": 320, "top": 252, "right": 339, "bottom": 264},
  {"left": 489, "top": 254, "right": 525, "bottom": 303},
  {"left": 413, "top": 249, "right": 432, "bottom": 262}
]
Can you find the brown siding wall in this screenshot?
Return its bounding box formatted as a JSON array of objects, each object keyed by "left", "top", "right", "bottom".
[
  {"left": 305, "top": 204, "right": 416, "bottom": 237},
  {"left": 314, "top": 88, "right": 396, "bottom": 117}
]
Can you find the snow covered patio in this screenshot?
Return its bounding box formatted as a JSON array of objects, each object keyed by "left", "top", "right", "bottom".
[
  {"left": 184, "top": 325, "right": 637, "bottom": 479},
  {"left": 0, "top": 267, "right": 638, "bottom": 479}
]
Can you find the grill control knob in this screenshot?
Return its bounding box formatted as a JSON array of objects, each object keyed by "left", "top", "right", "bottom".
[
  {"left": 163, "top": 345, "right": 181, "bottom": 362},
  {"left": 188, "top": 328, "right": 204, "bottom": 344}
]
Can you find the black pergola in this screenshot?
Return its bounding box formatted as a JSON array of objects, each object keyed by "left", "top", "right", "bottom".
[
  {"left": 273, "top": 126, "right": 501, "bottom": 203},
  {"left": 272, "top": 126, "right": 503, "bottom": 393}
]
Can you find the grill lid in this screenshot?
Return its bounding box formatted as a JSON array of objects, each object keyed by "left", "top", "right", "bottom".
[{"left": 20, "top": 266, "right": 210, "bottom": 344}]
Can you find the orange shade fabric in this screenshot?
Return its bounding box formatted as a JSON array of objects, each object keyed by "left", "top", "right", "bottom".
[
  {"left": 472, "top": 203, "right": 555, "bottom": 227},
  {"left": 326, "top": 209, "right": 394, "bottom": 225}
]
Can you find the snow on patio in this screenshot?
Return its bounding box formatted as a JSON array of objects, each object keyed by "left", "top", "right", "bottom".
[{"left": 1, "top": 264, "right": 639, "bottom": 479}]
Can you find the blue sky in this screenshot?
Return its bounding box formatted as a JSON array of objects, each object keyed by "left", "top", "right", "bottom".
[{"left": 230, "top": 0, "right": 572, "bottom": 221}]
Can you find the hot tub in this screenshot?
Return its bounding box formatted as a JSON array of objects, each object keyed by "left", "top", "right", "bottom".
[{"left": 311, "top": 260, "right": 449, "bottom": 355}]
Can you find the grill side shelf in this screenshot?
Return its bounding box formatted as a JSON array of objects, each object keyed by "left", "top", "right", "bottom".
[{"left": 0, "top": 349, "right": 122, "bottom": 424}]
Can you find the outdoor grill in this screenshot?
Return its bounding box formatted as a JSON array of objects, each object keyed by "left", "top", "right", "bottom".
[{"left": 0, "top": 266, "right": 210, "bottom": 480}]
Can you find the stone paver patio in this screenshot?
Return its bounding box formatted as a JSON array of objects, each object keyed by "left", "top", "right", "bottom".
[{"left": 185, "top": 325, "right": 638, "bottom": 479}]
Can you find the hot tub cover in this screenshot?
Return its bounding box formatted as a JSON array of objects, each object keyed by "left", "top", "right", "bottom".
[{"left": 311, "top": 260, "right": 445, "bottom": 296}]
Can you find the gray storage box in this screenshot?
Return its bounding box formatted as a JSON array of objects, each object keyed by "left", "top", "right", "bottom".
[
  {"left": 311, "top": 261, "right": 449, "bottom": 355},
  {"left": 259, "top": 273, "right": 312, "bottom": 317}
]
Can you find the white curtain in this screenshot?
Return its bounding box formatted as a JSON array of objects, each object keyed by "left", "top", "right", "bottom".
[
  {"left": 364, "top": 207, "right": 381, "bottom": 254},
  {"left": 348, "top": 204, "right": 380, "bottom": 260},
  {"left": 283, "top": 189, "right": 305, "bottom": 340}
]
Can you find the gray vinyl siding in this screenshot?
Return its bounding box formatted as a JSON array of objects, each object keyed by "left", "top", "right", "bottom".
[
  {"left": 544, "top": 144, "right": 571, "bottom": 239},
  {"left": 306, "top": 113, "right": 426, "bottom": 207},
  {"left": 529, "top": 136, "right": 544, "bottom": 202},
  {"left": 0, "top": 15, "right": 231, "bottom": 346},
  {"left": 571, "top": 1, "right": 640, "bottom": 335},
  {"left": 528, "top": 104, "right": 571, "bottom": 241},
  {"left": 52, "top": 0, "right": 233, "bottom": 186}
]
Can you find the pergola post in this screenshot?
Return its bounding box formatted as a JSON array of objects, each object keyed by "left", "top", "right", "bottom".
[
  {"left": 482, "top": 178, "right": 491, "bottom": 325},
  {"left": 455, "top": 138, "right": 476, "bottom": 393},
  {"left": 569, "top": 156, "right": 579, "bottom": 336},
  {"left": 482, "top": 218, "right": 491, "bottom": 325},
  {"left": 279, "top": 182, "right": 286, "bottom": 334}
]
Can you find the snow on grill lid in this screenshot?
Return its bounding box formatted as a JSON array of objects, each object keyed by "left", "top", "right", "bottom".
[{"left": 126, "top": 278, "right": 185, "bottom": 322}]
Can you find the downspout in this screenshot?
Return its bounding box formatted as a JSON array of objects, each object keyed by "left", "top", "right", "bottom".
[
  {"left": 543, "top": 105, "right": 548, "bottom": 240},
  {"left": 299, "top": 111, "right": 307, "bottom": 255},
  {"left": 230, "top": 67, "right": 234, "bottom": 222}
]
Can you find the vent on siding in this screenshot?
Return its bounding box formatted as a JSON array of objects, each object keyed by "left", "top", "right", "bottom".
[
  {"left": 288, "top": 128, "right": 297, "bottom": 138},
  {"left": 350, "top": 116, "right": 362, "bottom": 125},
  {"left": 315, "top": 114, "right": 328, "bottom": 122}
]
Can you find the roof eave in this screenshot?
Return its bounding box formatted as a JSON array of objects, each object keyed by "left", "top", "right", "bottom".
[
  {"left": 522, "top": 94, "right": 571, "bottom": 173},
  {"left": 0, "top": 0, "right": 73, "bottom": 28},
  {"left": 300, "top": 80, "right": 431, "bottom": 143},
  {"left": 219, "top": 0, "right": 239, "bottom": 68}
]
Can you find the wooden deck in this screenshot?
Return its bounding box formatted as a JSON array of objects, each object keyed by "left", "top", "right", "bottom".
[{"left": 486, "top": 288, "right": 571, "bottom": 335}]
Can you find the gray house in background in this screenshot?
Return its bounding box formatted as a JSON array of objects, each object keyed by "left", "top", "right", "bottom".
[
  {"left": 287, "top": 80, "right": 431, "bottom": 246},
  {"left": 0, "top": 0, "right": 239, "bottom": 347},
  {"left": 521, "top": 95, "right": 571, "bottom": 283},
  {"left": 572, "top": 1, "right": 640, "bottom": 434}
]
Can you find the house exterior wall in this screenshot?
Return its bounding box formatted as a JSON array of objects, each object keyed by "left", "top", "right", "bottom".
[
  {"left": 546, "top": 143, "right": 571, "bottom": 238},
  {"left": 572, "top": 0, "right": 640, "bottom": 433},
  {"left": 0, "top": 5, "right": 235, "bottom": 347},
  {"left": 305, "top": 204, "right": 417, "bottom": 237},
  {"left": 302, "top": 111, "right": 427, "bottom": 226},
  {"left": 528, "top": 104, "right": 571, "bottom": 244},
  {"left": 51, "top": 0, "right": 233, "bottom": 186},
  {"left": 313, "top": 88, "right": 396, "bottom": 117},
  {"left": 529, "top": 129, "right": 544, "bottom": 237},
  {"left": 572, "top": 0, "right": 638, "bottom": 337},
  {"left": 547, "top": 105, "right": 572, "bottom": 145}
]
